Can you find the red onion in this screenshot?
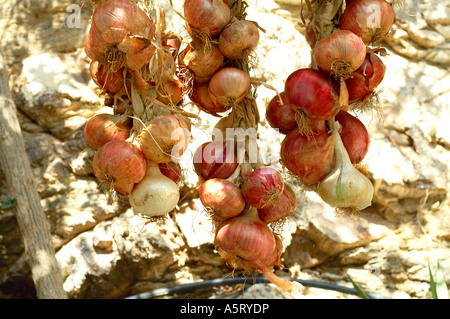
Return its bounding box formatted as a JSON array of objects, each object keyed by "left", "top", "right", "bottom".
[
  {"left": 313, "top": 29, "right": 366, "bottom": 78},
  {"left": 265, "top": 92, "right": 297, "bottom": 134},
  {"left": 158, "top": 162, "right": 182, "bottom": 183},
  {"left": 346, "top": 52, "right": 386, "bottom": 102},
  {"left": 193, "top": 140, "right": 238, "bottom": 180},
  {"left": 257, "top": 183, "right": 297, "bottom": 223},
  {"left": 284, "top": 68, "right": 341, "bottom": 121},
  {"left": 280, "top": 120, "right": 337, "bottom": 185},
  {"left": 241, "top": 167, "right": 284, "bottom": 209},
  {"left": 218, "top": 19, "right": 260, "bottom": 59},
  {"left": 335, "top": 110, "right": 370, "bottom": 163},
  {"left": 90, "top": 61, "right": 128, "bottom": 95},
  {"left": 84, "top": 113, "right": 131, "bottom": 150},
  {"left": 92, "top": 140, "right": 147, "bottom": 196},
  {"left": 199, "top": 178, "right": 245, "bottom": 220},
  {"left": 184, "top": 0, "right": 231, "bottom": 38},
  {"left": 340, "top": 0, "right": 395, "bottom": 44}
]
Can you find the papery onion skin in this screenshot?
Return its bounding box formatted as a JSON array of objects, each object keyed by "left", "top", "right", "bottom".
[
  {"left": 346, "top": 52, "right": 386, "bottom": 102},
  {"left": 265, "top": 92, "right": 297, "bottom": 134},
  {"left": 339, "top": 0, "right": 395, "bottom": 44},
  {"left": 313, "top": 29, "right": 366, "bottom": 77},
  {"left": 335, "top": 111, "right": 370, "bottom": 163},
  {"left": 184, "top": 0, "right": 231, "bottom": 37},
  {"left": 208, "top": 67, "right": 250, "bottom": 107},
  {"left": 85, "top": 0, "right": 155, "bottom": 65},
  {"left": 280, "top": 120, "right": 337, "bottom": 185},
  {"left": 219, "top": 20, "right": 260, "bottom": 59},
  {"left": 241, "top": 167, "right": 284, "bottom": 209},
  {"left": 90, "top": 61, "right": 128, "bottom": 94},
  {"left": 92, "top": 140, "right": 147, "bottom": 196},
  {"left": 257, "top": 183, "right": 297, "bottom": 224},
  {"left": 84, "top": 113, "right": 131, "bottom": 150},
  {"left": 180, "top": 43, "right": 225, "bottom": 83},
  {"left": 284, "top": 68, "right": 341, "bottom": 120},
  {"left": 139, "top": 115, "right": 190, "bottom": 163},
  {"left": 193, "top": 141, "right": 238, "bottom": 180},
  {"left": 199, "top": 178, "right": 245, "bottom": 220}
]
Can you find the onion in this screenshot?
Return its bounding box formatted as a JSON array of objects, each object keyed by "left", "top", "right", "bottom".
[
  {"left": 139, "top": 115, "right": 190, "bottom": 163},
  {"left": 90, "top": 61, "right": 128, "bottom": 95},
  {"left": 179, "top": 42, "right": 225, "bottom": 83},
  {"left": 345, "top": 52, "right": 386, "bottom": 102},
  {"left": 129, "top": 161, "right": 180, "bottom": 217},
  {"left": 84, "top": 113, "right": 131, "bottom": 150},
  {"left": 241, "top": 167, "right": 284, "bottom": 209},
  {"left": 218, "top": 19, "right": 260, "bottom": 59},
  {"left": 199, "top": 178, "right": 245, "bottom": 220},
  {"left": 265, "top": 92, "right": 297, "bottom": 134},
  {"left": 214, "top": 206, "right": 298, "bottom": 293},
  {"left": 284, "top": 68, "right": 341, "bottom": 121},
  {"left": 184, "top": 0, "right": 231, "bottom": 38},
  {"left": 305, "top": 26, "right": 317, "bottom": 48},
  {"left": 313, "top": 29, "right": 366, "bottom": 78},
  {"left": 280, "top": 120, "right": 337, "bottom": 185},
  {"left": 257, "top": 183, "right": 297, "bottom": 223},
  {"left": 84, "top": 0, "right": 155, "bottom": 70},
  {"left": 158, "top": 162, "right": 182, "bottom": 183},
  {"left": 335, "top": 110, "right": 370, "bottom": 163},
  {"left": 193, "top": 140, "right": 238, "bottom": 180},
  {"left": 92, "top": 140, "right": 147, "bottom": 196},
  {"left": 317, "top": 121, "right": 374, "bottom": 211},
  {"left": 156, "top": 78, "right": 185, "bottom": 106},
  {"left": 189, "top": 80, "right": 230, "bottom": 115},
  {"left": 340, "top": 0, "right": 395, "bottom": 44},
  {"left": 208, "top": 67, "right": 250, "bottom": 108}
]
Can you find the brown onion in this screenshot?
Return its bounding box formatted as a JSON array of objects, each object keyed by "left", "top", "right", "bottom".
[
  {"left": 219, "top": 19, "right": 260, "bottom": 59},
  {"left": 257, "top": 183, "right": 297, "bottom": 223},
  {"left": 85, "top": 0, "right": 155, "bottom": 70},
  {"left": 208, "top": 67, "right": 250, "bottom": 108},
  {"left": 340, "top": 0, "right": 395, "bottom": 44},
  {"left": 346, "top": 52, "right": 386, "bottom": 102},
  {"left": 84, "top": 113, "right": 131, "bottom": 150},
  {"left": 313, "top": 29, "right": 366, "bottom": 78},
  {"left": 184, "top": 0, "right": 231, "bottom": 38},
  {"left": 139, "top": 115, "right": 190, "bottom": 163},
  {"left": 280, "top": 120, "right": 337, "bottom": 185},
  {"left": 241, "top": 167, "right": 284, "bottom": 209},
  {"left": 199, "top": 178, "right": 245, "bottom": 220},
  {"left": 189, "top": 80, "right": 229, "bottom": 115},
  {"left": 156, "top": 78, "right": 185, "bottom": 106},
  {"left": 335, "top": 110, "right": 370, "bottom": 163},
  {"left": 265, "top": 92, "right": 297, "bottom": 134},
  {"left": 92, "top": 140, "right": 147, "bottom": 196},
  {"left": 193, "top": 140, "right": 238, "bottom": 180},
  {"left": 179, "top": 42, "right": 225, "bottom": 83},
  {"left": 90, "top": 61, "right": 128, "bottom": 95}
]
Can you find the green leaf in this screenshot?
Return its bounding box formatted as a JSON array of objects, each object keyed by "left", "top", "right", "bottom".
[
  {"left": 0, "top": 197, "right": 17, "bottom": 210},
  {"left": 435, "top": 261, "right": 449, "bottom": 299},
  {"left": 429, "top": 262, "right": 438, "bottom": 299},
  {"left": 347, "top": 274, "right": 369, "bottom": 299}
]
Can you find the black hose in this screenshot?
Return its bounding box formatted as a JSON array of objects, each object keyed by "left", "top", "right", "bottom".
[{"left": 125, "top": 276, "right": 390, "bottom": 299}]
